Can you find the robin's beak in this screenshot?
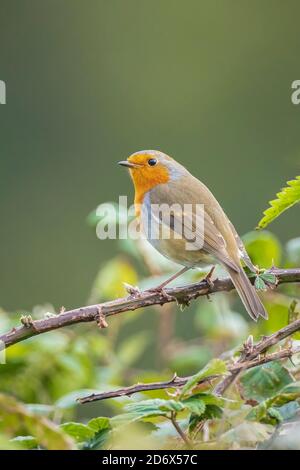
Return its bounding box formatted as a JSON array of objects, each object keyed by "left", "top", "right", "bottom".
[{"left": 118, "top": 160, "right": 141, "bottom": 168}]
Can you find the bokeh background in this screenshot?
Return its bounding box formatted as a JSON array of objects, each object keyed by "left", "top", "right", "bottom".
[
  {"left": 0, "top": 0, "right": 300, "bottom": 312},
  {"left": 1, "top": 0, "right": 300, "bottom": 451}
]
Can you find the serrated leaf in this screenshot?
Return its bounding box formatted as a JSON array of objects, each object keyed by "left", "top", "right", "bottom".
[
  {"left": 258, "top": 176, "right": 300, "bottom": 229},
  {"left": 83, "top": 428, "right": 111, "bottom": 450},
  {"left": 87, "top": 417, "right": 110, "bottom": 433},
  {"left": 60, "top": 422, "right": 95, "bottom": 442},
  {"left": 124, "top": 399, "right": 184, "bottom": 421},
  {"left": 247, "top": 382, "right": 300, "bottom": 424},
  {"left": 260, "top": 273, "right": 277, "bottom": 285},
  {"left": 190, "top": 392, "right": 226, "bottom": 407},
  {"left": 182, "top": 397, "right": 206, "bottom": 416},
  {"left": 188, "top": 404, "right": 223, "bottom": 432},
  {"left": 180, "top": 358, "right": 227, "bottom": 398},
  {"left": 241, "top": 362, "right": 294, "bottom": 403},
  {"left": 254, "top": 276, "right": 267, "bottom": 291}
]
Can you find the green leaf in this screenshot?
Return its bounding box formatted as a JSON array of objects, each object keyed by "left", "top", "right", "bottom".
[
  {"left": 241, "top": 362, "right": 294, "bottom": 403},
  {"left": 124, "top": 399, "right": 184, "bottom": 420},
  {"left": 257, "top": 176, "right": 300, "bottom": 229},
  {"left": 60, "top": 422, "right": 95, "bottom": 442},
  {"left": 182, "top": 397, "right": 206, "bottom": 416},
  {"left": 10, "top": 436, "right": 38, "bottom": 449},
  {"left": 83, "top": 419, "right": 111, "bottom": 450},
  {"left": 267, "top": 407, "right": 283, "bottom": 423},
  {"left": 61, "top": 417, "right": 111, "bottom": 450},
  {"left": 247, "top": 382, "right": 300, "bottom": 424},
  {"left": 242, "top": 230, "right": 282, "bottom": 268},
  {"left": 180, "top": 359, "right": 227, "bottom": 397},
  {"left": 275, "top": 401, "right": 300, "bottom": 421},
  {"left": 188, "top": 404, "right": 223, "bottom": 432},
  {"left": 260, "top": 273, "right": 277, "bottom": 285},
  {"left": 87, "top": 417, "right": 110, "bottom": 433},
  {"left": 191, "top": 392, "right": 226, "bottom": 407},
  {"left": 254, "top": 276, "right": 267, "bottom": 291}
]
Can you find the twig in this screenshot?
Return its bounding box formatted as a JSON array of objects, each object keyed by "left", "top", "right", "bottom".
[
  {"left": 79, "top": 328, "right": 300, "bottom": 404},
  {"left": 0, "top": 268, "right": 299, "bottom": 349},
  {"left": 170, "top": 411, "right": 192, "bottom": 448},
  {"left": 214, "top": 316, "right": 300, "bottom": 395}
]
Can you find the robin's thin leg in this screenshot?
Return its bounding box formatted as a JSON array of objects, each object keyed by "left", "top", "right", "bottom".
[{"left": 149, "top": 266, "right": 190, "bottom": 292}]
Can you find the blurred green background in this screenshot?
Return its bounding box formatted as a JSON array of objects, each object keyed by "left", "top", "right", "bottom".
[{"left": 0, "top": 0, "right": 300, "bottom": 311}]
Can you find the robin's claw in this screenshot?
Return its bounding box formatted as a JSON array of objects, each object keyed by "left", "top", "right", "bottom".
[{"left": 148, "top": 285, "right": 174, "bottom": 301}]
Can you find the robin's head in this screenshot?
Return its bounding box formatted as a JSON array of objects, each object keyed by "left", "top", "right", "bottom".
[{"left": 118, "top": 150, "right": 187, "bottom": 193}]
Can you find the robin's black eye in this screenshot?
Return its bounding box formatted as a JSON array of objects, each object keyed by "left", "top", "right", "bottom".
[{"left": 148, "top": 158, "right": 157, "bottom": 166}]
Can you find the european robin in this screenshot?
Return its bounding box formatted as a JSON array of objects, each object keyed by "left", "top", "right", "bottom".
[{"left": 118, "top": 150, "right": 267, "bottom": 321}]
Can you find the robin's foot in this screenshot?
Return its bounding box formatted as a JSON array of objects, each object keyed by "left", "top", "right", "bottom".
[
  {"left": 204, "top": 266, "right": 216, "bottom": 290},
  {"left": 147, "top": 284, "right": 176, "bottom": 301},
  {"left": 148, "top": 266, "right": 191, "bottom": 293}
]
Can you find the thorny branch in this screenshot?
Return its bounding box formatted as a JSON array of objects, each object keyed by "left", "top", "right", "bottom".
[
  {"left": 79, "top": 326, "right": 300, "bottom": 403},
  {"left": 0, "top": 268, "right": 299, "bottom": 350}
]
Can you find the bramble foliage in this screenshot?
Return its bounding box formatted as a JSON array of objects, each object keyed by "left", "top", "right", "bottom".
[
  {"left": 0, "top": 207, "right": 300, "bottom": 449},
  {"left": 258, "top": 176, "right": 300, "bottom": 229}
]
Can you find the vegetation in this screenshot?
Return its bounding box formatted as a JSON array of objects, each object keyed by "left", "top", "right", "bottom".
[
  {"left": 0, "top": 182, "right": 300, "bottom": 450},
  {"left": 258, "top": 176, "right": 300, "bottom": 229}
]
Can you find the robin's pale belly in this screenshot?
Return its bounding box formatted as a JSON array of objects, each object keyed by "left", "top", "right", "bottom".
[
  {"left": 150, "top": 235, "right": 214, "bottom": 268},
  {"left": 141, "top": 194, "right": 214, "bottom": 268}
]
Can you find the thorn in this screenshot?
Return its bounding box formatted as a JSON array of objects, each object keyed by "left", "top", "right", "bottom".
[
  {"left": 205, "top": 266, "right": 216, "bottom": 290},
  {"left": 167, "top": 388, "right": 181, "bottom": 398},
  {"left": 20, "top": 315, "right": 36, "bottom": 329},
  {"left": 243, "top": 335, "right": 254, "bottom": 354},
  {"left": 174, "top": 295, "right": 190, "bottom": 310},
  {"left": 168, "top": 372, "right": 177, "bottom": 383},
  {"left": 60, "top": 306, "right": 66, "bottom": 314},
  {"left": 166, "top": 390, "right": 178, "bottom": 397},
  {"left": 123, "top": 282, "right": 141, "bottom": 297},
  {"left": 96, "top": 306, "right": 108, "bottom": 329}
]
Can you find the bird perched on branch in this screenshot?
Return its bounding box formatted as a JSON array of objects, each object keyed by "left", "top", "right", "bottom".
[{"left": 119, "top": 150, "right": 267, "bottom": 321}]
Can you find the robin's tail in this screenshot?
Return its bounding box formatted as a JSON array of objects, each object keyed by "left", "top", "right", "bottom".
[{"left": 228, "top": 267, "right": 268, "bottom": 321}]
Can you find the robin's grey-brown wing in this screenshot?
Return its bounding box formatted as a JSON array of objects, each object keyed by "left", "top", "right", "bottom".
[
  {"left": 147, "top": 176, "right": 267, "bottom": 320},
  {"left": 148, "top": 182, "right": 240, "bottom": 272}
]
